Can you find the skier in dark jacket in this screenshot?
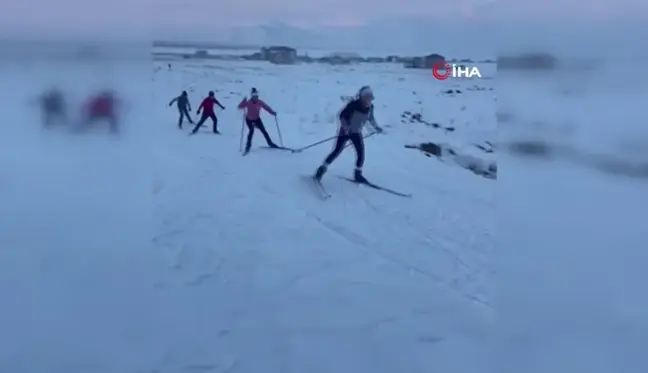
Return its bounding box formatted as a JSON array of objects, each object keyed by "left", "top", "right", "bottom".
[
  {"left": 314, "top": 86, "right": 383, "bottom": 183},
  {"left": 190, "top": 91, "right": 225, "bottom": 135},
  {"left": 238, "top": 88, "right": 279, "bottom": 154},
  {"left": 39, "top": 88, "right": 67, "bottom": 127},
  {"left": 168, "top": 91, "right": 193, "bottom": 129}
]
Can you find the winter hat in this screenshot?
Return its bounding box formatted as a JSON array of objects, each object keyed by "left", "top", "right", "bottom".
[
  {"left": 250, "top": 88, "right": 259, "bottom": 97},
  {"left": 358, "top": 85, "right": 373, "bottom": 99}
]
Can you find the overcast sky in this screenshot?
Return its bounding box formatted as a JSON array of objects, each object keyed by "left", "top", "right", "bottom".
[
  {"left": 0, "top": 0, "right": 645, "bottom": 55},
  {"left": 1, "top": 0, "right": 645, "bottom": 33}
]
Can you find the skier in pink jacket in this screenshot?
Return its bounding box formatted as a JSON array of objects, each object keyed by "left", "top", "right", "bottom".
[{"left": 238, "top": 88, "right": 278, "bottom": 154}]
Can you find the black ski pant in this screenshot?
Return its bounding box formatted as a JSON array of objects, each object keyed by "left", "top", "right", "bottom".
[
  {"left": 177, "top": 107, "right": 193, "bottom": 128},
  {"left": 323, "top": 131, "right": 365, "bottom": 168},
  {"left": 191, "top": 113, "right": 218, "bottom": 133},
  {"left": 245, "top": 118, "right": 274, "bottom": 151}
]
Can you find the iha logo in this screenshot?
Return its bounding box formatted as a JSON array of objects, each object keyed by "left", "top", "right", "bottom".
[{"left": 432, "top": 62, "right": 482, "bottom": 80}]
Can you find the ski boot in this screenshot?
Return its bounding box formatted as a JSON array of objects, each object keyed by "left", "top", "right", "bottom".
[
  {"left": 314, "top": 165, "right": 327, "bottom": 181},
  {"left": 354, "top": 168, "right": 368, "bottom": 183}
]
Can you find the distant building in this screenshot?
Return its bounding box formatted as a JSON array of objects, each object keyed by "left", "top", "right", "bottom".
[
  {"left": 261, "top": 46, "right": 297, "bottom": 65},
  {"left": 319, "top": 56, "right": 351, "bottom": 65},
  {"left": 405, "top": 53, "right": 445, "bottom": 69},
  {"left": 327, "top": 52, "right": 363, "bottom": 63}
]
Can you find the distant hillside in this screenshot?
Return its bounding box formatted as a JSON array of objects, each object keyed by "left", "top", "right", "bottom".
[
  {"left": 154, "top": 19, "right": 495, "bottom": 59},
  {"left": 153, "top": 40, "right": 263, "bottom": 50}
]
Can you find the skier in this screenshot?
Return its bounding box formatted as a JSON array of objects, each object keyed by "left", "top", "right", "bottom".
[
  {"left": 39, "top": 87, "right": 67, "bottom": 127},
  {"left": 238, "top": 88, "right": 279, "bottom": 154},
  {"left": 168, "top": 90, "right": 193, "bottom": 129},
  {"left": 79, "top": 89, "right": 119, "bottom": 134},
  {"left": 190, "top": 91, "right": 225, "bottom": 135},
  {"left": 314, "top": 86, "right": 383, "bottom": 183}
]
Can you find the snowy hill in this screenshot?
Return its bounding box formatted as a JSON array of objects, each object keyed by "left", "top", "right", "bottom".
[
  {"left": 3, "top": 50, "right": 647, "bottom": 372},
  {"left": 166, "top": 20, "right": 495, "bottom": 58},
  {"left": 0, "top": 58, "right": 498, "bottom": 371},
  {"left": 150, "top": 60, "right": 497, "bottom": 372}
]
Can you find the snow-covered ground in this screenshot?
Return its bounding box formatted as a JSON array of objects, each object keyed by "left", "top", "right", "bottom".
[
  {"left": 1, "top": 58, "right": 495, "bottom": 372},
  {"left": 1, "top": 55, "right": 646, "bottom": 373},
  {"left": 151, "top": 60, "right": 496, "bottom": 372}
]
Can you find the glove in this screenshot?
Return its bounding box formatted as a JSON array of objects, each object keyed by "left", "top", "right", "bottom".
[
  {"left": 272, "top": 112, "right": 277, "bottom": 117},
  {"left": 196, "top": 110, "right": 200, "bottom": 115},
  {"left": 374, "top": 126, "right": 384, "bottom": 134}
]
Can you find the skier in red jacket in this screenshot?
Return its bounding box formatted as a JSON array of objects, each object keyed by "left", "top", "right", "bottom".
[
  {"left": 80, "top": 90, "right": 120, "bottom": 134},
  {"left": 238, "top": 88, "right": 278, "bottom": 154},
  {"left": 190, "top": 91, "right": 225, "bottom": 135}
]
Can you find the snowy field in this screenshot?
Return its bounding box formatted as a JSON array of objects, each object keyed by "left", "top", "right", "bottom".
[
  {"left": 150, "top": 60, "right": 497, "bottom": 372},
  {"left": 1, "top": 58, "right": 495, "bottom": 372},
  {"left": 1, "top": 54, "right": 646, "bottom": 373}
]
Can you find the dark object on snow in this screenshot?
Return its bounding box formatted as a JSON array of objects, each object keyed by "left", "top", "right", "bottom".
[
  {"left": 40, "top": 88, "right": 67, "bottom": 127},
  {"left": 261, "top": 46, "right": 297, "bottom": 65}
]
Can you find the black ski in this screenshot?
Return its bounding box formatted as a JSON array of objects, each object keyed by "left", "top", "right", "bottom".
[{"left": 337, "top": 176, "right": 412, "bottom": 197}]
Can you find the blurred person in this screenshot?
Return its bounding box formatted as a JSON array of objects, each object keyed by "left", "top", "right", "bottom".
[
  {"left": 238, "top": 88, "right": 279, "bottom": 155},
  {"left": 39, "top": 88, "right": 67, "bottom": 128},
  {"left": 79, "top": 90, "right": 120, "bottom": 134},
  {"left": 190, "top": 91, "right": 224, "bottom": 135},
  {"left": 168, "top": 90, "right": 193, "bottom": 129},
  {"left": 313, "top": 85, "right": 383, "bottom": 183}
]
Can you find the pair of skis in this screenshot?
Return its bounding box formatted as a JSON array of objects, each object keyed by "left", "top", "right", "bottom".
[
  {"left": 244, "top": 147, "right": 412, "bottom": 198},
  {"left": 337, "top": 176, "right": 412, "bottom": 197},
  {"left": 304, "top": 175, "right": 412, "bottom": 199}
]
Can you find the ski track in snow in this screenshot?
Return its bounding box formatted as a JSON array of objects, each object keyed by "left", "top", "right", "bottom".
[{"left": 1, "top": 60, "right": 495, "bottom": 373}]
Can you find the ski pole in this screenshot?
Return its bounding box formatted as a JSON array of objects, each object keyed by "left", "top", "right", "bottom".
[
  {"left": 291, "top": 135, "right": 337, "bottom": 153},
  {"left": 239, "top": 111, "right": 246, "bottom": 152},
  {"left": 274, "top": 116, "right": 284, "bottom": 147}
]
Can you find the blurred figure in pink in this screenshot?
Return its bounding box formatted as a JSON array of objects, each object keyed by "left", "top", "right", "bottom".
[{"left": 79, "top": 90, "right": 120, "bottom": 134}]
